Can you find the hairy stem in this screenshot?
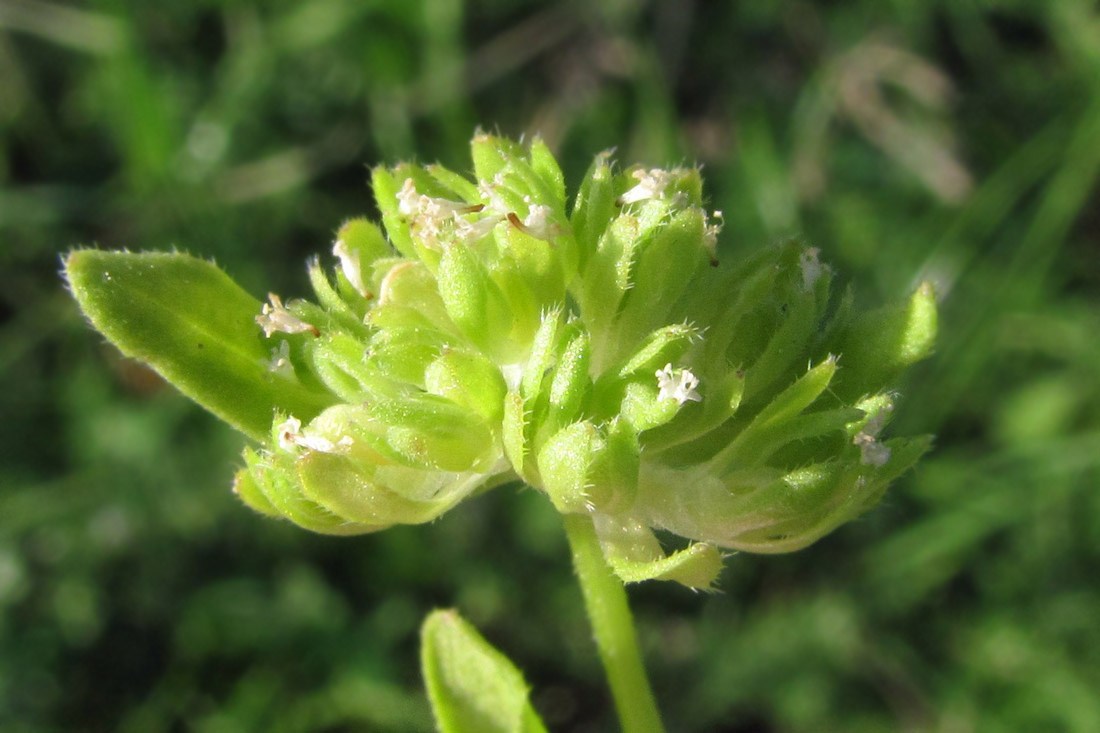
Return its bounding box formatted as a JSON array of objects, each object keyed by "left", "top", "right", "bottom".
[{"left": 563, "top": 513, "right": 666, "bottom": 733}]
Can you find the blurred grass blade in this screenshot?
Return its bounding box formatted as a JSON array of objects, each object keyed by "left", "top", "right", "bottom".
[
  {"left": 64, "top": 250, "right": 333, "bottom": 441},
  {"left": 421, "top": 610, "right": 547, "bottom": 733}
]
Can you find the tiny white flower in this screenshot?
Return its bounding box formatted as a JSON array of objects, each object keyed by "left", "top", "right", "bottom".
[
  {"left": 399, "top": 178, "right": 494, "bottom": 249},
  {"left": 276, "top": 415, "right": 353, "bottom": 454},
  {"left": 619, "top": 168, "right": 678, "bottom": 205},
  {"left": 853, "top": 432, "right": 891, "bottom": 467},
  {"left": 655, "top": 363, "right": 703, "bottom": 405},
  {"left": 503, "top": 200, "right": 558, "bottom": 241},
  {"left": 277, "top": 416, "right": 304, "bottom": 451},
  {"left": 412, "top": 211, "right": 445, "bottom": 250},
  {"left": 420, "top": 195, "right": 467, "bottom": 220},
  {"left": 703, "top": 209, "right": 724, "bottom": 259},
  {"left": 800, "top": 247, "right": 825, "bottom": 291},
  {"left": 299, "top": 433, "right": 353, "bottom": 454},
  {"left": 397, "top": 178, "right": 479, "bottom": 219},
  {"left": 256, "top": 293, "right": 318, "bottom": 338},
  {"left": 332, "top": 238, "right": 368, "bottom": 297},
  {"left": 453, "top": 211, "right": 503, "bottom": 242},
  {"left": 396, "top": 177, "right": 421, "bottom": 216},
  {"left": 499, "top": 362, "right": 524, "bottom": 392},
  {"left": 267, "top": 340, "right": 293, "bottom": 376},
  {"left": 862, "top": 400, "right": 893, "bottom": 438},
  {"left": 853, "top": 399, "right": 894, "bottom": 466},
  {"left": 477, "top": 174, "right": 511, "bottom": 215},
  {"left": 521, "top": 203, "right": 557, "bottom": 240}
]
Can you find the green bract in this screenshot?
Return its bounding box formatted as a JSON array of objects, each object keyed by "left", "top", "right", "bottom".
[{"left": 66, "top": 133, "right": 936, "bottom": 590}]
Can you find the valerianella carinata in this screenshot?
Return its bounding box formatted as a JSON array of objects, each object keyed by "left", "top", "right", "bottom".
[{"left": 66, "top": 133, "right": 936, "bottom": 589}]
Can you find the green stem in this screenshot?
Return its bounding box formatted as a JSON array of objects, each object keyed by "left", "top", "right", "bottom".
[{"left": 563, "top": 513, "right": 666, "bottom": 733}]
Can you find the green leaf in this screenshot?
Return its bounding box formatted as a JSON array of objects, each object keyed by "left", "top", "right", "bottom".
[
  {"left": 296, "top": 450, "right": 487, "bottom": 528},
  {"left": 425, "top": 163, "right": 482, "bottom": 203},
  {"left": 833, "top": 281, "right": 938, "bottom": 399},
  {"left": 307, "top": 257, "right": 361, "bottom": 327},
  {"left": 616, "top": 208, "right": 708, "bottom": 341},
  {"left": 521, "top": 307, "right": 564, "bottom": 402},
  {"left": 230, "top": 462, "right": 282, "bottom": 518},
  {"left": 421, "top": 610, "right": 547, "bottom": 733},
  {"left": 594, "top": 514, "right": 722, "bottom": 589},
  {"left": 425, "top": 349, "right": 508, "bottom": 422},
  {"left": 470, "top": 132, "right": 522, "bottom": 185},
  {"left": 528, "top": 136, "right": 566, "bottom": 208},
  {"left": 336, "top": 217, "right": 393, "bottom": 271},
  {"left": 615, "top": 323, "right": 700, "bottom": 379},
  {"left": 437, "top": 241, "right": 514, "bottom": 359},
  {"left": 570, "top": 150, "right": 615, "bottom": 269},
  {"left": 537, "top": 421, "right": 605, "bottom": 513},
  {"left": 65, "top": 250, "right": 334, "bottom": 441},
  {"left": 708, "top": 356, "right": 838, "bottom": 473},
  {"left": 366, "top": 260, "right": 457, "bottom": 335},
  {"left": 331, "top": 217, "right": 393, "bottom": 306},
  {"left": 239, "top": 447, "right": 373, "bottom": 535},
  {"left": 371, "top": 165, "right": 417, "bottom": 259},
  {"left": 547, "top": 329, "right": 591, "bottom": 428},
  {"left": 587, "top": 417, "right": 639, "bottom": 513},
  {"left": 747, "top": 355, "right": 838, "bottom": 428},
  {"left": 740, "top": 276, "right": 821, "bottom": 403},
  {"left": 620, "top": 381, "right": 679, "bottom": 433}
]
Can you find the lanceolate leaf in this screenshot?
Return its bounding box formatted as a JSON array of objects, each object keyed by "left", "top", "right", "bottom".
[
  {"left": 65, "top": 250, "right": 334, "bottom": 441},
  {"left": 421, "top": 610, "right": 547, "bottom": 733}
]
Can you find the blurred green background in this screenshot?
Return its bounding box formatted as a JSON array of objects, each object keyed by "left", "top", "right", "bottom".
[{"left": 3, "top": 1, "right": 1100, "bottom": 731}]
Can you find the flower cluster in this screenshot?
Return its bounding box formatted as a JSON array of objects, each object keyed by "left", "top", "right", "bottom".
[{"left": 152, "top": 134, "right": 936, "bottom": 589}]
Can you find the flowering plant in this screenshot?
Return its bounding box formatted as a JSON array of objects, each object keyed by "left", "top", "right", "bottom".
[{"left": 66, "top": 133, "right": 935, "bottom": 732}]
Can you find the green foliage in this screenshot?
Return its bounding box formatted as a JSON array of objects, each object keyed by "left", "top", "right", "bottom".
[
  {"left": 65, "top": 250, "right": 334, "bottom": 441},
  {"left": 420, "top": 610, "right": 547, "bottom": 733},
  {"left": 4, "top": 1, "right": 1100, "bottom": 731}
]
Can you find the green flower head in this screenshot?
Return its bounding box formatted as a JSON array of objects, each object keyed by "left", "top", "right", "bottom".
[{"left": 67, "top": 133, "right": 935, "bottom": 589}]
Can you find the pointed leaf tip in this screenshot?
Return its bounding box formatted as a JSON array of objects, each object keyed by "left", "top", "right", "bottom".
[
  {"left": 421, "top": 610, "right": 547, "bottom": 733},
  {"left": 65, "top": 250, "right": 333, "bottom": 440}
]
